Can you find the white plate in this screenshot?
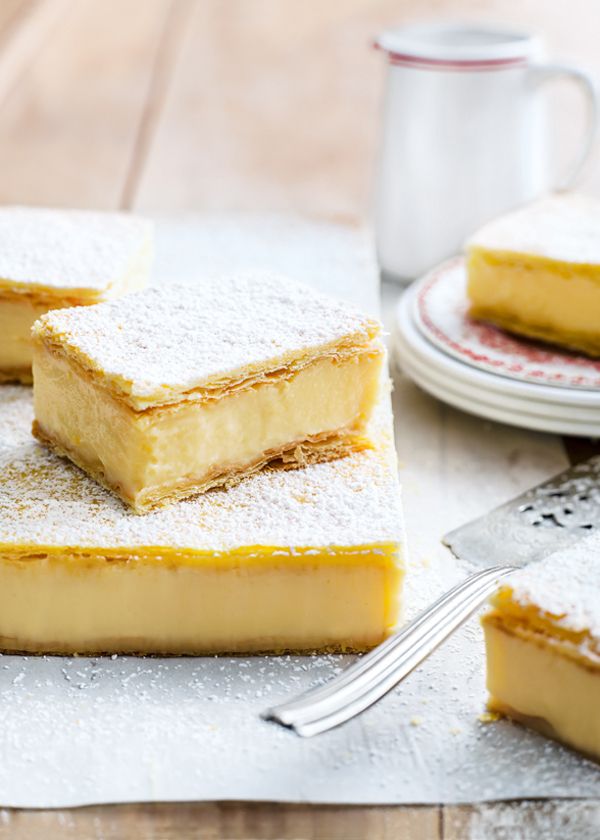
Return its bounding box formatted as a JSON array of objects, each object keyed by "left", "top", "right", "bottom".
[
  {"left": 397, "top": 336, "right": 600, "bottom": 423},
  {"left": 398, "top": 349, "right": 600, "bottom": 435},
  {"left": 397, "top": 345, "right": 600, "bottom": 435},
  {"left": 396, "top": 313, "right": 600, "bottom": 420},
  {"left": 413, "top": 257, "right": 600, "bottom": 391},
  {"left": 394, "top": 286, "right": 600, "bottom": 435}
]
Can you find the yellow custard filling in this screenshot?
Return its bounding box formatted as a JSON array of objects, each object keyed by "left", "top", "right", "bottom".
[
  {"left": 482, "top": 533, "right": 600, "bottom": 765},
  {"left": 0, "top": 296, "right": 53, "bottom": 379},
  {"left": 33, "top": 341, "right": 384, "bottom": 513},
  {"left": 483, "top": 616, "right": 600, "bottom": 761},
  {"left": 467, "top": 247, "right": 600, "bottom": 356},
  {"left": 0, "top": 545, "right": 402, "bottom": 655}
]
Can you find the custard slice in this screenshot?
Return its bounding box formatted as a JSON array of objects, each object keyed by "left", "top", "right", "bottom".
[
  {"left": 467, "top": 194, "right": 600, "bottom": 356},
  {"left": 32, "top": 274, "right": 384, "bottom": 513},
  {"left": 483, "top": 535, "right": 600, "bottom": 762},
  {"left": 0, "top": 385, "right": 404, "bottom": 655},
  {"left": 0, "top": 206, "right": 153, "bottom": 382}
]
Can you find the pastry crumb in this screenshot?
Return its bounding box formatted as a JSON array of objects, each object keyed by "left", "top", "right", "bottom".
[{"left": 478, "top": 711, "right": 501, "bottom": 723}]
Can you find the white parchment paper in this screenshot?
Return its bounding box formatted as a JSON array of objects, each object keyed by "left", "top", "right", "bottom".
[{"left": 0, "top": 216, "right": 598, "bottom": 807}]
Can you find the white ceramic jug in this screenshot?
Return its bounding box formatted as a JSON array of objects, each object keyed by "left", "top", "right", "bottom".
[{"left": 374, "top": 22, "right": 599, "bottom": 282}]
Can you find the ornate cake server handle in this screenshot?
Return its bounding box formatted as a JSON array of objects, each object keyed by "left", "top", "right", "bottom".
[{"left": 263, "top": 565, "right": 515, "bottom": 737}]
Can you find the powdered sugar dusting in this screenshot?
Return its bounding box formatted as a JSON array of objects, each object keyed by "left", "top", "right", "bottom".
[
  {"left": 467, "top": 193, "right": 600, "bottom": 264},
  {"left": 0, "top": 386, "right": 35, "bottom": 450},
  {"left": 36, "top": 273, "right": 379, "bottom": 408},
  {"left": 508, "top": 532, "right": 600, "bottom": 646},
  {"left": 0, "top": 206, "right": 152, "bottom": 294},
  {"left": 0, "top": 386, "right": 402, "bottom": 552},
  {"left": 0, "top": 217, "right": 599, "bottom": 809}
]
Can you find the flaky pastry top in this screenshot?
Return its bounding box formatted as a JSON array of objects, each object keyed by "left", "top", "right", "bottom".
[
  {"left": 0, "top": 206, "right": 152, "bottom": 299},
  {"left": 467, "top": 193, "right": 600, "bottom": 266},
  {"left": 33, "top": 273, "right": 381, "bottom": 410},
  {"left": 491, "top": 533, "right": 600, "bottom": 660}
]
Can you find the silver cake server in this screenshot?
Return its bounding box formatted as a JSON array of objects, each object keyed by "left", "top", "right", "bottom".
[
  {"left": 264, "top": 456, "right": 600, "bottom": 736},
  {"left": 443, "top": 454, "right": 600, "bottom": 568}
]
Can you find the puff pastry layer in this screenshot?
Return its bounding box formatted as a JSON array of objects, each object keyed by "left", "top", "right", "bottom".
[
  {"left": 467, "top": 194, "right": 600, "bottom": 356},
  {"left": 32, "top": 274, "right": 384, "bottom": 512},
  {"left": 0, "top": 206, "right": 152, "bottom": 381},
  {"left": 483, "top": 534, "right": 600, "bottom": 762}
]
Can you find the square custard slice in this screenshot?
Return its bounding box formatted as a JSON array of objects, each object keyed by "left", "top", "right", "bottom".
[
  {"left": 483, "top": 535, "right": 600, "bottom": 762},
  {"left": 0, "top": 386, "right": 404, "bottom": 655},
  {"left": 32, "top": 274, "right": 385, "bottom": 513},
  {"left": 466, "top": 194, "right": 600, "bottom": 356},
  {"left": 0, "top": 206, "right": 153, "bottom": 383}
]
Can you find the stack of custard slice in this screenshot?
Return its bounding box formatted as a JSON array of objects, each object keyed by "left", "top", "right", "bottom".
[{"left": 0, "top": 207, "right": 405, "bottom": 656}]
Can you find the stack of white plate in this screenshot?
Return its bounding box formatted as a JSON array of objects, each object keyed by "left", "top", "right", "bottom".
[{"left": 393, "top": 257, "right": 600, "bottom": 436}]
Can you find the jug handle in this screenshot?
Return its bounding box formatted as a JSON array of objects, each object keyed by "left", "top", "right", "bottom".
[{"left": 529, "top": 63, "right": 599, "bottom": 191}]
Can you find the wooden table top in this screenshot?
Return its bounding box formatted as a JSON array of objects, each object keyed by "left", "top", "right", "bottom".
[{"left": 1, "top": 1, "right": 599, "bottom": 836}]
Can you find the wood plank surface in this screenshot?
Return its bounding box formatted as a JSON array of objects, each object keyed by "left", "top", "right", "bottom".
[
  {"left": 0, "top": 0, "right": 172, "bottom": 208},
  {"left": 3, "top": 798, "right": 600, "bottom": 838},
  {"left": 444, "top": 801, "right": 600, "bottom": 839},
  {"left": 0, "top": 1, "right": 599, "bottom": 837},
  {"left": 0, "top": 0, "right": 66, "bottom": 106},
  {"left": 0, "top": 803, "right": 441, "bottom": 840},
  {"left": 133, "top": 0, "right": 600, "bottom": 217}
]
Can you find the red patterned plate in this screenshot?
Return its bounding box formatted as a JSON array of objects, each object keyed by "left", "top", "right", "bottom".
[{"left": 413, "top": 257, "right": 600, "bottom": 391}]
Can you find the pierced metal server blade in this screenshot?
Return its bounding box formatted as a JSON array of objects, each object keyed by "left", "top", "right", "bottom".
[{"left": 443, "top": 455, "right": 600, "bottom": 570}]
